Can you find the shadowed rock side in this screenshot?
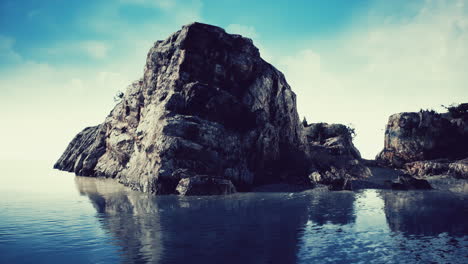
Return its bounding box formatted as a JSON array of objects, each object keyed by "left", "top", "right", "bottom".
[
  {"left": 376, "top": 104, "right": 468, "bottom": 179},
  {"left": 55, "top": 22, "right": 369, "bottom": 195},
  {"left": 75, "top": 177, "right": 310, "bottom": 264}
]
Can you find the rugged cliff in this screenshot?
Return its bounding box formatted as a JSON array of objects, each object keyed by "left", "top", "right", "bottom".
[
  {"left": 376, "top": 104, "right": 468, "bottom": 178},
  {"left": 55, "top": 22, "right": 368, "bottom": 195}
]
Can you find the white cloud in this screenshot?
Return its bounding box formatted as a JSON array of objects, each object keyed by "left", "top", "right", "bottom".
[
  {"left": 43, "top": 40, "right": 109, "bottom": 59},
  {"left": 119, "top": 0, "right": 176, "bottom": 10},
  {"left": 80, "top": 41, "right": 109, "bottom": 59},
  {"left": 0, "top": 35, "right": 22, "bottom": 63},
  {"left": 226, "top": 24, "right": 259, "bottom": 39},
  {"left": 0, "top": 0, "right": 206, "bottom": 161},
  {"left": 0, "top": 60, "right": 135, "bottom": 161},
  {"left": 278, "top": 0, "right": 468, "bottom": 158}
]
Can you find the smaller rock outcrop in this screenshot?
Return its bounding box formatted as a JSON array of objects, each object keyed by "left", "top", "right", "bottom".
[
  {"left": 405, "top": 158, "right": 468, "bottom": 179},
  {"left": 303, "top": 122, "right": 371, "bottom": 190},
  {"left": 377, "top": 104, "right": 468, "bottom": 167},
  {"left": 376, "top": 103, "right": 468, "bottom": 179}
]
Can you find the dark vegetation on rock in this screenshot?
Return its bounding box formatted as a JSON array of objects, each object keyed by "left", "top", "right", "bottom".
[{"left": 54, "top": 23, "right": 369, "bottom": 195}]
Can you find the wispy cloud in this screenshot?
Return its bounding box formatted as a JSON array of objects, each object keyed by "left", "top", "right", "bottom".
[
  {"left": 278, "top": 0, "right": 468, "bottom": 158},
  {"left": 0, "top": 0, "right": 204, "bottom": 160},
  {"left": 119, "top": 0, "right": 176, "bottom": 10},
  {"left": 0, "top": 35, "right": 22, "bottom": 64},
  {"left": 80, "top": 41, "right": 109, "bottom": 59},
  {"left": 226, "top": 24, "right": 259, "bottom": 39}
]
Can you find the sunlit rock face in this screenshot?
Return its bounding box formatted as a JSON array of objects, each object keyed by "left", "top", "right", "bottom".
[
  {"left": 55, "top": 22, "right": 368, "bottom": 195},
  {"left": 376, "top": 107, "right": 468, "bottom": 168}
]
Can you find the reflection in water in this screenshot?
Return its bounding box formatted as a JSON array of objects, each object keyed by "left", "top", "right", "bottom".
[
  {"left": 76, "top": 178, "right": 164, "bottom": 264},
  {"left": 76, "top": 178, "right": 322, "bottom": 264},
  {"left": 307, "top": 191, "right": 356, "bottom": 226},
  {"left": 75, "top": 177, "right": 468, "bottom": 264},
  {"left": 2, "top": 161, "right": 468, "bottom": 264},
  {"left": 383, "top": 190, "right": 468, "bottom": 236}
]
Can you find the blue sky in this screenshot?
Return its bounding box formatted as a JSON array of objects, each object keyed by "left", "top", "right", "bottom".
[
  {"left": 1, "top": 0, "right": 468, "bottom": 160},
  {"left": 0, "top": 0, "right": 370, "bottom": 67}
]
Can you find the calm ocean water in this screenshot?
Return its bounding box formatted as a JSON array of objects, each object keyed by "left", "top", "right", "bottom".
[{"left": 1, "top": 160, "right": 467, "bottom": 264}]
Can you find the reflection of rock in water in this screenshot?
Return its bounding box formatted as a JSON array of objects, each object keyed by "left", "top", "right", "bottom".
[
  {"left": 75, "top": 177, "right": 164, "bottom": 264},
  {"left": 383, "top": 191, "right": 468, "bottom": 236},
  {"left": 307, "top": 191, "right": 356, "bottom": 225},
  {"left": 75, "top": 177, "right": 313, "bottom": 264}
]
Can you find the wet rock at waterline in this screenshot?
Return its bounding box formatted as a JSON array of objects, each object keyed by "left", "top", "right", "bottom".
[
  {"left": 176, "top": 176, "right": 236, "bottom": 195},
  {"left": 54, "top": 22, "right": 369, "bottom": 195},
  {"left": 391, "top": 174, "right": 432, "bottom": 190}
]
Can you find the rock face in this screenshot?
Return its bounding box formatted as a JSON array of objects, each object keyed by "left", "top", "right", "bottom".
[
  {"left": 55, "top": 22, "right": 308, "bottom": 194},
  {"left": 55, "top": 22, "right": 368, "bottom": 195},
  {"left": 304, "top": 123, "right": 371, "bottom": 190},
  {"left": 376, "top": 106, "right": 468, "bottom": 167},
  {"left": 405, "top": 158, "right": 468, "bottom": 179}
]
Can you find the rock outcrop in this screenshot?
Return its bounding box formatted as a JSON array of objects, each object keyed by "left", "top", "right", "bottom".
[
  {"left": 303, "top": 123, "right": 371, "bottom": 190},
  {"left": 55, "top": 22, "right": 368, "bottom": 195},
  {"left": 405, "top": 158, "right": 468, "bottom": 179},
  {"left": 376, "top": 104, "right": 468, "bottom": 178},
  {"left": 377, "top": 105, "right": 468, "bottom": 166}
]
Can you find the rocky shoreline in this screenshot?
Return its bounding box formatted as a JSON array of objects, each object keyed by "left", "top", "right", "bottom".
[{"left": 54, "top": 22, "right": 467, "bottom": 195}]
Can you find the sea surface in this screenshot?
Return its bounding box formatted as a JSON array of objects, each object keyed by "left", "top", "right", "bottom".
[{"left": 1, "top": 160, "right": 467, "bottom": 264}]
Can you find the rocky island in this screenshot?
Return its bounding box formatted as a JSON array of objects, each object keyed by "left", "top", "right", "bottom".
[
  {"left": 377, "top": 103, "right": 468, "bottom": 179},
  {"left": 54, "top": 22, "right": 466, "bottom": 195},
  {"left": 54, "top": 22, "right": 370, "bottom": 195}
]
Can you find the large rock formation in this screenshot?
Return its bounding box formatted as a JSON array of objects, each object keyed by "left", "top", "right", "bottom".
[
  {"left": 376, "top": 104, "right": 468, "bottom": 178},
  {"left": 55, "top": 22, "right": 368, "bottom": 195}
]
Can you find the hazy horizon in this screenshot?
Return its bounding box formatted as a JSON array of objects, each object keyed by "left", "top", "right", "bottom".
[{"left": 1, "top": 0, "right": 467, "bottom": 161}]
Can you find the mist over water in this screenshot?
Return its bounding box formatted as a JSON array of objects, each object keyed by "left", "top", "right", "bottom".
[{"left": 1, "top": 161, "right": 467, "bottom": 264}]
